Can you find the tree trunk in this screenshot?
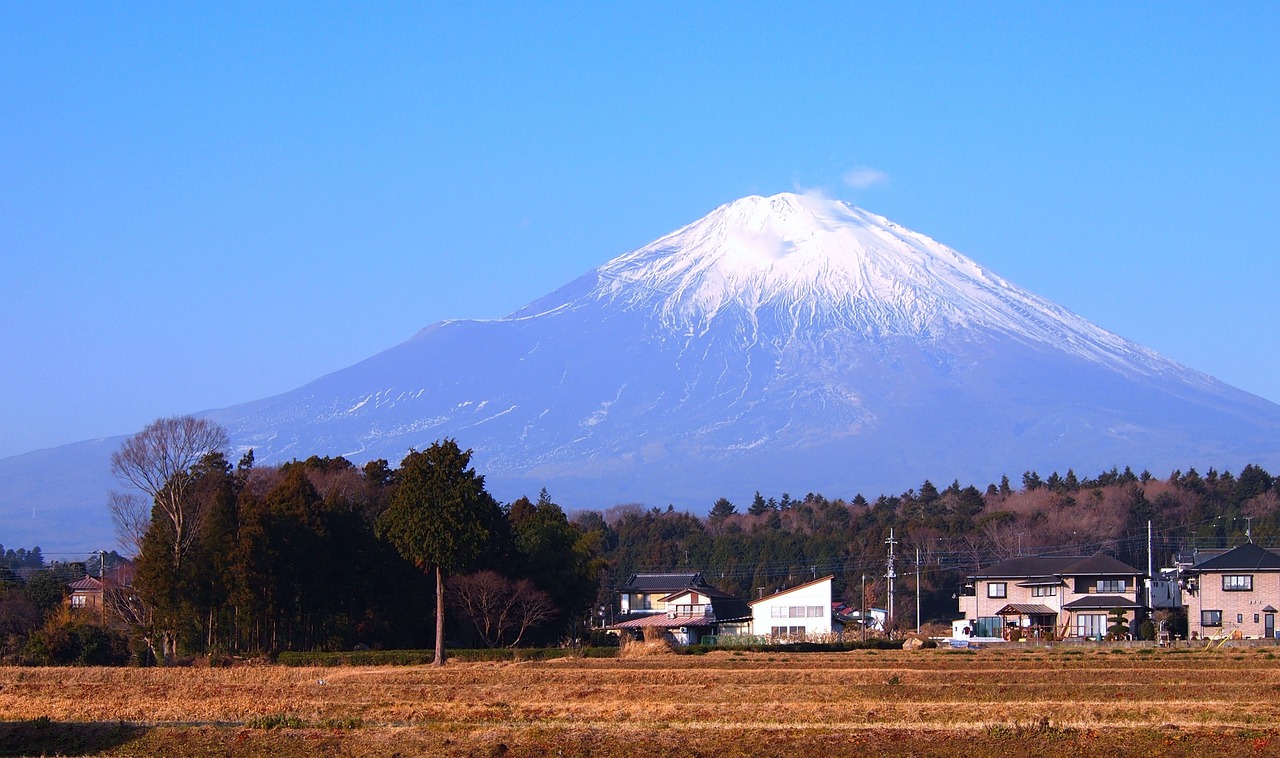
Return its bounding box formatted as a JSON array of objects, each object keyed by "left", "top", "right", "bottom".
[{"left": 434, "top": 565, "right": 445, "bottom": 666}]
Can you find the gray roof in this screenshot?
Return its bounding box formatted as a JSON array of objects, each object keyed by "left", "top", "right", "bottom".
[
  {"left": 1193, "top": 543, "right": 1280, "bottom": 572},
  {"left": 1063, "top": 594, "right": 1144, "bottom": 610},
  {"left": 1058, "top": 553, "right": 1142, "bottom": 576},
  {"left": 968, "top": 553, "right": 1139, "bottom": 581},
  {"left": 617, "top": 572, "right": 705, "bottom": 593},
  {"left": 967, "top": 556, "right": 1082, "bottom": 580}
]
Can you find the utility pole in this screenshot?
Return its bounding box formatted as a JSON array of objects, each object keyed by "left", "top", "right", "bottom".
[
  {"left": 886, "top": 529, "right": 897, "bottom": 638},
  {"left": 861, "top": 574, "right": 866, "bottom": 643},
  {"left": 97, "top": 549, "right": 106, "bottom": 624},
  {"left": 915, "top": 546, "right": 921, "bottom": 635},
  {"left": 1152, "top": 522, "right": 1162, "bottom": 609}
]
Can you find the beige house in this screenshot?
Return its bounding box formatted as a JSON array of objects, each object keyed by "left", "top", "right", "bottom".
[
  {"left": 958, "top": 553, "right": 1145, "bottom": 639},
  {"left": 1183, "top": 543, "right": 1280, "bottom": 639}
]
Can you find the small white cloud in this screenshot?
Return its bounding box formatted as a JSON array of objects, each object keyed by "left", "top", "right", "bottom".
[{"left": 842, "top": 166, "right": 889, "bottom": 190}]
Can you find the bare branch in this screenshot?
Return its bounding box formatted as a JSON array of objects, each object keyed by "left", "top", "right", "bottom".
[
  {"left": 110, "top": 415, "right": 229, "bottom": 569},
  {"left": 107, "top": 490, "right": 149, "bottom": 558}
]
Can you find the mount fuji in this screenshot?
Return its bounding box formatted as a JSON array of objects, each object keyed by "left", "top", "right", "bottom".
[{"left": 6, "top": 192, "right": 1280, "bottom": 552}]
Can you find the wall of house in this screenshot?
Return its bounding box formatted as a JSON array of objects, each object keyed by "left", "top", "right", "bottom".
[
  {"left": 961, "top": 578, "right": 1064, "bottom": 635},
  {"left": 1188, "top": 571, "right": 1280, "bottom": 639},
  {"left": 751, "top": 579, "right": 832, "bottom": 639}
]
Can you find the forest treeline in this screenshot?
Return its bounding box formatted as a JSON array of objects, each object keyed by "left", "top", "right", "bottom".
[{"left": 3, "top": 418, "right": 1278, "bottom": 664}]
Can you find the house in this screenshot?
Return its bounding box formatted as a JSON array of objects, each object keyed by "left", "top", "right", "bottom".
[
  {"left": 1181, "top": 542, "right": 1280, "bottom": 639},
  {"left": 750, "top": 575, "right": 839, "bottom": 641},
  {"left": 65, "top": 563, "right": 135, "bottom": 614},
  {"left": 832, "top": 601, "right": 886, "bottom": 633},
  {"left": 608, "top": 580, "right": 752, "bottom": 645},
  {"left": 615, "top": 572, "right": 706, "bottom": 620},
  {"left": 67, "top": 575, "right": 105, "bottom": 611},
  {"left": 957, "top": 553, "right": 1146, "bottom": 639}
]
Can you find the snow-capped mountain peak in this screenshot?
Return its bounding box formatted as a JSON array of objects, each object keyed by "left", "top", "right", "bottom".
[{"left": 524, "top": 192, "right": 1185, "bottom": 384}]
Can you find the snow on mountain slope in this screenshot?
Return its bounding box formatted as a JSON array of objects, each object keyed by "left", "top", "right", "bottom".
[
  {"left": 516, "top": 193, "right": 1204, "bottom": 385},
  {"left": 206, "top": 192, "right": 1274, "bottom": 490},
  {"left": 4, "top": 192, "right": 1280, "bottom": 552}
]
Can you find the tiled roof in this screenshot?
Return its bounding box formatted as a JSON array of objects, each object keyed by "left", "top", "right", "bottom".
[
  {"left": 1062, "top": 594, "right": 1144, "bottom": 610},
  {"left": 617, "top": 573, "right": 704, "bottom": 593},
  {"left": 66, "top": 576, "right": 102, "bottom": 592},
  {"left": 1014, "top": 576, "right": 1064, "bottom": 588},
  {"left": 967, "top": 556, "right": 1082, "bottom": 580},
  {"left": 1058, "top": 553, "right": 1141, "bottom": 576},
  {"left": 1193, "top": 543, "right": 1280, "bottom": 572},
  {"left": 610, "top": 614, "right": 713, "bottom": 629},
  {"left": 995, "top": 603, "right": 1057, "bottom": 616},
  {"left": 969, "top": 553, "right": 1140, "bottom": 580}
]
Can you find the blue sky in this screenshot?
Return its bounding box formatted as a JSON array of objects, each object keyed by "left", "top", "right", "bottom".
[{"left": 1, "top": 3, "right": 1277, "bottom": 460}]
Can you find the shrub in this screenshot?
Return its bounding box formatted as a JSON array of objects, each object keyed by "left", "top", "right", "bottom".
[{"left": 22, "top": 611, "right": 129, "bottom": 666}]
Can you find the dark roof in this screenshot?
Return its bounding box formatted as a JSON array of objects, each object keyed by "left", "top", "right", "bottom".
[
  {"left": 968, "top": 556, "right": 1082, "bottom": 580},
  {"left": 1062, "top": 595, "right": 1145, "bottom": 610},
  {"left": 617, "top": 573, "right": 705, "bottom": 593},
  {"left": 1015, "top": 576, "right": 1064, "bottom": 588},
  {"left": 969, "top": 553, "right": 1140, "bottom": 581},
  {"left": 1193, "top": 543, "right": 1280, "bottom": 572},
  {"left": 66, "top": 575, "right": 102, "bottom": 592},
  {"left": 708, "top": 596, "right": 752, "bottom": 622},
  {"left": 1058, "top": 553, "right": 1142, "bottom": 576}
]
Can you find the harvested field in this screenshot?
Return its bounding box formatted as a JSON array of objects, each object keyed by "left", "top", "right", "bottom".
[{"left": 1, "top": 647, "right": 1278, "bottom": 756}]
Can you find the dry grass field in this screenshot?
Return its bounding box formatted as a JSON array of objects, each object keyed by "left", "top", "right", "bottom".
[{"left": 2, "top": 646, "right": 1279, "bottom": 756}]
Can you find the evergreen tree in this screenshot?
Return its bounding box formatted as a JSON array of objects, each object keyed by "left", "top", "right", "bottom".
[
  {"left": 708, "top": 497, "right": 737, "bottom": 524},
  {"left": 377, "top": 440, "right": 494, "bottom": 665}
]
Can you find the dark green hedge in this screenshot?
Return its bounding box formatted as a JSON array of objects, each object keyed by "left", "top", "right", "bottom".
[{"left": 277, "top": 647, "right": 619, "bottom": 666}]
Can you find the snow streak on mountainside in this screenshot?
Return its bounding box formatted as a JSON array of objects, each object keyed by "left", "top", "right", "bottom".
[{"left": 4, "top": 192, "right": 1280, "bottom": 553}]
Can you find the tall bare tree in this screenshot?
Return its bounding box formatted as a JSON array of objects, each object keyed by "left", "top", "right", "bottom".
[{"left": 109, "top": 416, "right": 229, "bottom": 570}]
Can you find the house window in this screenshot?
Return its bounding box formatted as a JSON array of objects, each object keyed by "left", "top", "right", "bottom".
[
  {"left": 973, "top": 617, "right": 1004, "bottom": 637},
  {"left": 1238, "top": 614, "right": 1244, "bottom": 624},
  {"left": 770, "top": 626, "right": 806, "bottom": 638},
  {"left": 1032, "top": 585, "right": 1055, "bottom": 597},
  {"left": 1076, "top": 614, "right": 1107, "bottom": 638},
  {"left": 1255, "top": 614, "right": 1261, "bottom": 624},
  {"left": 1096, "top": 579, "right": 1126, "bottom": 593},
  {"left": 1223, "top": 575, "right": 1253, "bottom": 592},
  {"left": 772, "top": 605, "right": 827, "bottom": 619},
  {"left": 71, "top": 595, "right": 86, "bottom": 608},
  {"left": 987, "top": 582, "right": 1007, "bottom": 598},
  {"left": 1201, "top": 610, "right": 1223, "bottom": 627}
]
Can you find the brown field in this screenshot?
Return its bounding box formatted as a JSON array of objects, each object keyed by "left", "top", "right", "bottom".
[{"left": 2, "top": 646, "right": 1279, "bottom": 756}]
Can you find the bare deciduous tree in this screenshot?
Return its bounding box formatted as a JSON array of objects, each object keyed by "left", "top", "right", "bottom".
[
  {"left": 109, "top": 415, "right": 229, "bottom": 570},
  {"left": 449, "top": 570, "right": 557, "bottom": 648}
]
